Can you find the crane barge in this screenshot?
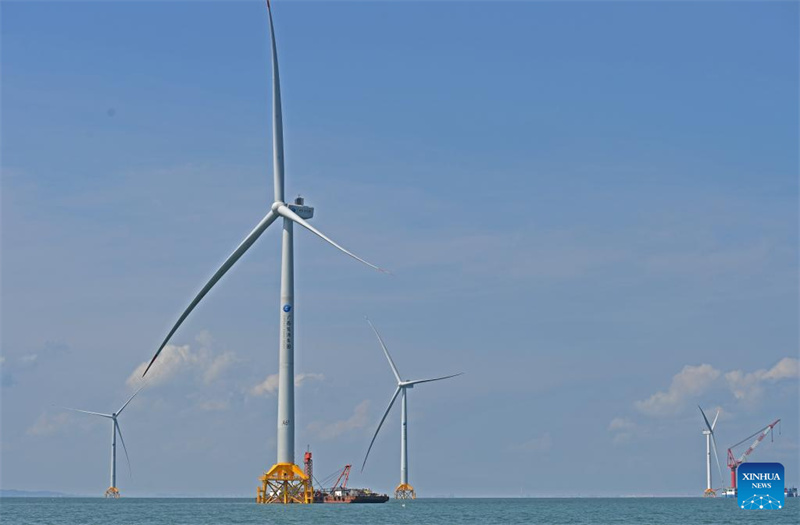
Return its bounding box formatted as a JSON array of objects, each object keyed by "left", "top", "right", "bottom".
[
  {"left": 302, "top": 451, "right": 389, "bottom": 504},
  {"left": 722, "top": 418, "right": 781, "bottom": 498}
]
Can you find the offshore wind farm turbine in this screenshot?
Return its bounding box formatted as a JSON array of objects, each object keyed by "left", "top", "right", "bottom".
[
  {"left": 62, "top": 387, "right": 143, "bottom": 498},
  {"left": 698, "top": 406, "right": 723, "bottom": 497},
  {"left": 361, "top": 318, "right": 462, "bottom": 499},
  {"left": 141, "top": 0, "right": 385, "bottom": 504}
]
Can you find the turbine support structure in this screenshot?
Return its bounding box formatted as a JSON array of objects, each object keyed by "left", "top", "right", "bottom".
[
  {"left": 257, "top": 463, "right": 313, "bottom": 504},
  {"left": 258, "top": 199, "right": 314, "bottom": 504},
  {"left": 106, "top": 419, "right": 120, "bottom": 498},
  {"left": 395, "top": 388, "right": 415, "bottom": 499},
  {"left": 703, "top": 430, "right": 715, "bottom": 497}
]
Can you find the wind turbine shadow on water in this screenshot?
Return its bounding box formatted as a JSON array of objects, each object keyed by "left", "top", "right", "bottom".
[
  {"left": 361, "top": 317, "right": 462, "bottom": 500},
  {"left": 62, "top": 386, "right": 143, "bottom": 498}
]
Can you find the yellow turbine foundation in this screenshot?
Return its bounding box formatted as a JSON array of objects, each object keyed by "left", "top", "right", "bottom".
[
  {"left": 703, "top": 488, "right": 717, "bottom": 497},
  {"left": 395, "top": 483, "right": 415, "bottom": 500},
  {"left": 256, "top": 463, "right": 313, "bottom": 504},
  {"left": 105, "top": 487, "right": 120, "bottom": 499}
]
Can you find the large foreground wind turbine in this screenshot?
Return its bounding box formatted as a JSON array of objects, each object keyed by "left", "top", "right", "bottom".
[
  {"left": 361, "top": 318, "right": 461, "bottom": 499},
  {"left": 63, "top": 387, "right": 142, "bottom": 498},
  {"left": 698, "top": 406, "right": 723, "bottom": 497},
  {"left": 141, "top": 0, "right": 385, "bottom": 504}
]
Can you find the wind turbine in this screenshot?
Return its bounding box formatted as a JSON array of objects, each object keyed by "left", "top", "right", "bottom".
[
  {"left": 698, "top": 405, "right": 723, "bottom": 497},
  {"left": 141, "top": 0, "right": 385, "bottom": 504},
  {"left": 361, "top": 318, "right": 462, "bottom": 499},
  {"left": 63, "top": 387, "right": 143, "bottom": 498}
]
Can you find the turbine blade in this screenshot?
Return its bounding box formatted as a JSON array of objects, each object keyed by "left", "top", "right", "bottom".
[
  {"left": 115, "top": 421, "right": 132, "bottom": 478},
  {"left": 711, "top": 409, "right": 720, "bottom": 431},
  {"left": 710, "top": 432, "right": 724, "bottom": 486},
  {"left": 265, "top": 0, "right": 284, "bottom": 203},
  {"left": 361, "top": 387, "right": 401, "bottom": 472},
  {"left": 406, "top": 372, "right": 464, "bottom": 386},
  {"left": 698, "top": 405, "right": 714, "bottom": 433},
  {"left": 365, "top": 317, "right": 402, "bottom": 383},
  {"left": 61, "top": 407, "right": 112, "bottom": 419},
  {"left": 116, "top": 385, "right": 144, "bottom": 416},
  {"left": 277, "top": 205, "right": 387, "bottom": 273},
  {"left": 143, "top": 210, "right": 279, "bottom": 377}
]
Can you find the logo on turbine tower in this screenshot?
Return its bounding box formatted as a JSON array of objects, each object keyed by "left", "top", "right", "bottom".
[
  {"left": 738, "top": 463, "right": 784, "bottom": 509},
  {"left": 283, "top": 304, "right": 292, "bottom": 313}
]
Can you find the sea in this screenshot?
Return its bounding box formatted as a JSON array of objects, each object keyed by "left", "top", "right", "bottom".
[{"left": 1, "top": 497, "right": 799, "bottom": 525}]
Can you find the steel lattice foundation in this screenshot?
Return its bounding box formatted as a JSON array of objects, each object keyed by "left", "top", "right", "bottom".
[
  {"left": 105, "top": 487, "right": 120, "bottom": 498},
  {"left": 256, "top": 463, "right": 313, "bottom": 504},
  {"left": 395, "top": 483, "right": 415, "bottom": 499}
]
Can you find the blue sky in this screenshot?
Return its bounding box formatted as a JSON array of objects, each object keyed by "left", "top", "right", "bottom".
[{"left": 2, "top": 0, "right": 798, "bottom": 497}]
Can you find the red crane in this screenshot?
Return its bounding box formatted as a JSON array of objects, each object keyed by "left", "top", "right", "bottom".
[
  {"left": 726, "top": 418, "right": 781, "bottom": 491},
  {"left": 332, "top": 465, "right": 351, "bottom": 491}
]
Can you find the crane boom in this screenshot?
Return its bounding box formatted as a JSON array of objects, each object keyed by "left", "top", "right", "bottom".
[
  {"left": 725, "top": 418, "right": 781, "bottom": 492},
  {"left": 332, "top": 465, "right": 351, "bottom": 490},
  {"left": 727, "top": 418, "right": 781, "bottom": 469}
]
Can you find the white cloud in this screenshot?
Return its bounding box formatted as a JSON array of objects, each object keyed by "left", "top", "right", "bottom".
[
  {"left": 725, "top": 357, "right": 799, "bottom": 402},
  {"left": 634, "top": 357, "right": 798, "bottom": 417},
  {"left": 250, "top": 373, "right": 325, "bottom": 397},
  {"left": 203, "top": 351, "right": 236, "bottom": 385},
  {"left": 195, "top": 329, "right": 214, "bottom": 348},
  {"left": 27, "top": 412, "right": 69, "bottom": 436},
  {"left": 307, "top": 400, "right": 370, "bottom": 440},
  {"left": 19, "top": 354, "right": 38, "bottom": 365},
  {"left": 608, "top": 417, "right": 637, "bottom": 444},
  {"left": 635, "top": 364, "right": 720, "bottom": 416},
  {"left": 517, "top": 432, "right": 553, "bottom": 452},
  {"left": 126, "top": 333, "right": 238, "bottom": 388},
  {"left": 198, "top": 399, "right": 229, "bottom": 411},
  {"left": 295, "top": 373, "right": 324, "bottom": 387},
  {"left": 127, "top": 343, "right": 199, "bottom": 387},
  {"left": 250, "top": 374, "right": 280, "bottom": 397}
]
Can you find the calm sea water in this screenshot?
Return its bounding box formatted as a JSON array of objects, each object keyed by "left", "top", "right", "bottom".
[{"left": 2, "top": 497, "right": 799, "bottom": 525}]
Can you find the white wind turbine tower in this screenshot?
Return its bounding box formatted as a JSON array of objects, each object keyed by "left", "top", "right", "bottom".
[
  {"left": 361, "top": 318, "right": 462, "bottom": 499},
  {"left": 63, "top": 387, "right": 143, "bottom": 498},
  {"left": 698, "top": 405, "right": 723, "bottom": 497},
  {"left": 141, "top": 0, "right": 385, "bottom": 505}
]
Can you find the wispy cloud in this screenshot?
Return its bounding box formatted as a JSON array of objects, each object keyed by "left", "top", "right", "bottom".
[
  {"left": 203, "top": 352, "right": 237, "bottom": 385},
  {"left": 608, "top": 417, "right": 637, "bottom": 444},
  {"left": 725, "top": 357, "right": 799, "bottom": 402},
  {"left": 2, "top": 342, "right": 71, "bottom": 388},
  {"left": 27, "top": 412, "right": 70, "bottom": 436},
  {"left": 250, "top": 374, "right": 280, "bottom": 397},
  {"left": 126, "top": 332, "right": 237, "bottom": 388},
  {"left": 249, "top": 373, "right": 325, "bottom": 397},
  {"left": 516, "top": 432, "right": 553, "bottom": 453},
  {"left": 306, "top": 400, "right": 370, "bottom": 441},
  {"left": 635, "top": 364, "right": 720, "bottom": 416},
  {"left": 635, "top": 357, "right": 798, "bottom": 416},
  {"left": 295, "top": 373, "right": 324, "bottom": 387},
  {"left": 198, "top": 399, "right": 229, "bottom": 411}
]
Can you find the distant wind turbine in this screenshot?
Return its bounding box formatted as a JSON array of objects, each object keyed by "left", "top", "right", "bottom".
[
  {"left": 361, "top": 318, "right": 462, "bottom": 499},
  {"left": 698, "top": 405, "right": 723, "bottom": 497},
  {"left": 141, "top": 0, "right": 386, "bottom": 504},
  {"left": 63, "top": 386, "right": 143, "bottom": 498}
]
